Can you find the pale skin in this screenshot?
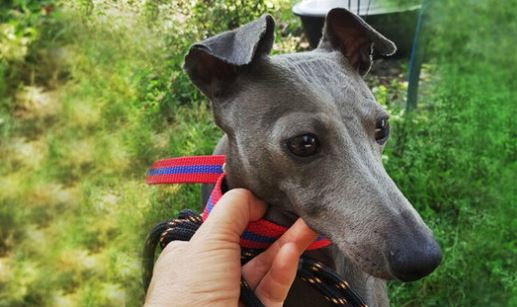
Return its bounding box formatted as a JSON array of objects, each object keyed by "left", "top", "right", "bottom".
[{"left": 144, "top": 189, "right": 318, "bottom": 307}]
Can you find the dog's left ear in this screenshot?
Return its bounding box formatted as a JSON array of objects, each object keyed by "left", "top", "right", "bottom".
[
  {"left": 318, "top": 8, "right": 396, "bottom": 76},
  {"left": 184, "top": 15, "right": 275, "bottom": 98}
]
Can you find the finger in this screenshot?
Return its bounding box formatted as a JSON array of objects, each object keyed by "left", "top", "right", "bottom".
[
  {"left": 242, "top": 218, "right": 318, "bottom": 288},
  {"left": 191, "top": 189, "right": 267, "bottom": 245},
  {"left": 254, "top": 243, "right": 300, "bottom": 306}
]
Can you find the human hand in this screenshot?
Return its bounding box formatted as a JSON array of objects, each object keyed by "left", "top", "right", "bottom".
[{"left": 144, "top": 188, "right": 318, "bottom": 307}]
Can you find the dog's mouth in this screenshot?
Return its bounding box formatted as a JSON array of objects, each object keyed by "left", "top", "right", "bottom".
[{"left": 333, "top": 238, "right": 395, "bottom": 280}]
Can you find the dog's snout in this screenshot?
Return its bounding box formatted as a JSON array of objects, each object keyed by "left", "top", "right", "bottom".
[{"left": 388, "top": 235, "right": 442, "bottom": 281}]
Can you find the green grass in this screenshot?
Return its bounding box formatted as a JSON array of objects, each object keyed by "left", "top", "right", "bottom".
[
  {"left": 0, "top": 0, "right": 515, "bottom": 306},
  {"left": 383, "top": 1, "right": 517, "bottom": 305}
]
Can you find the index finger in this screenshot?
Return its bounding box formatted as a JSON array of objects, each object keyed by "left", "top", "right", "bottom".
[{"left": 242, "top": 218, "right": 318, "bottom": 288}]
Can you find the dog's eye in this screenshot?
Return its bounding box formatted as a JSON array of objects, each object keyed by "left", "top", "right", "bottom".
[
  {"left": 375, "top": 118, "right": 390, "bottom": 145},
  {"left": 286, "top": 133, "right": 320, "bottom": 157}
]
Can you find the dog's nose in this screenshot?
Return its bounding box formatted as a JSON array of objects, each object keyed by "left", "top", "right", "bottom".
[{"left": 388, "top": 236, "right": 442, "bottom": 281}]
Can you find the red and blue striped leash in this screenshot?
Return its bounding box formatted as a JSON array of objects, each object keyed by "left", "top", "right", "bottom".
[{"left": 147, "top": 155, "right": 331, "bottom": 251}]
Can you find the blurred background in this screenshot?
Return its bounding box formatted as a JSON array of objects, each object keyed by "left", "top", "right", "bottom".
[{"left": 0, "top": 0, "right": 515, "bottom": 306}]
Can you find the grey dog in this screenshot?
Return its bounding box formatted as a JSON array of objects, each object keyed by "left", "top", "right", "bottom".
[{"left": 183, "top": 8, "right": 442, "bottom": 306}]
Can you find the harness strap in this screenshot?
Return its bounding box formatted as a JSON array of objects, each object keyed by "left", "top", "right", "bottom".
[{"left": 147, "top": 155, "right": 331, "bottom": 251}]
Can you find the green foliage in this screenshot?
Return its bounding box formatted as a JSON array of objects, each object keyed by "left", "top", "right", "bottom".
[
  {"left": 383, "top": 0, "right": 517, "bottom": 305},
  {"left": 0, "top": 0, "right": 515, "bottom": 306}
]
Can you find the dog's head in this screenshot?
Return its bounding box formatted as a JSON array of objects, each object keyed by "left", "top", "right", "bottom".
[{"left": 184, "top": 8, "right": 441, "bottom": 281}]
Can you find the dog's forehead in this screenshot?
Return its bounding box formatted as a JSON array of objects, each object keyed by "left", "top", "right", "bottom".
[
  {"left": 271, "top": 51, "right": 354, "bottom": 92},
  {"left": 234, "top": 51, "right": 381, "bottom": 126},
  {"left": 271, "top": 51, "right": 377, "bottom": 106}
]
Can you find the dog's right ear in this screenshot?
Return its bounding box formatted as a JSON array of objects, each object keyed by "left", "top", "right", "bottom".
[{"left": 184, "top": 15, "right": 275, "bottom": 98}]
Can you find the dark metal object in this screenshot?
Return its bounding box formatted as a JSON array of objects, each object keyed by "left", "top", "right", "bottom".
[{"left": 293, "top": 0, "right": 420, "bottom": 57}]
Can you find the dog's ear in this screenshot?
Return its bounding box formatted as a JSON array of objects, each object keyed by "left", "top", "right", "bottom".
[
  {"left": 317, "top": 8, "right": 396, "bottom": 76},
  {"left": 184, "top": 15, "right": 275, "bottom": 98}
]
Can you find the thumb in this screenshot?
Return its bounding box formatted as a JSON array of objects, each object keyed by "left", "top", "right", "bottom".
[{"left": 191, "top": 189, "right": 267, "bottom": 244}]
